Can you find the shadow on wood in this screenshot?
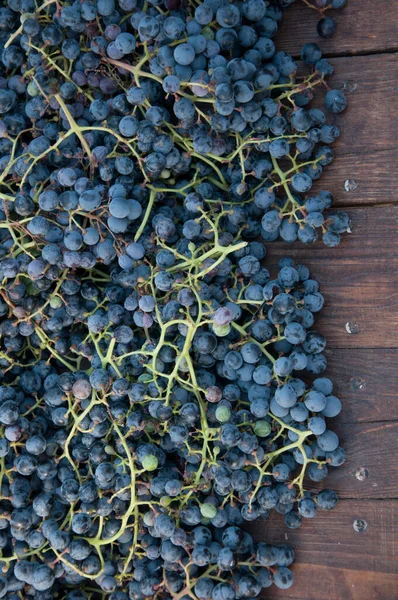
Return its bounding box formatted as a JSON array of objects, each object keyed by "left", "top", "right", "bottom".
[{"left": 248, "top": 500, "right": 398, "bottom": 599}]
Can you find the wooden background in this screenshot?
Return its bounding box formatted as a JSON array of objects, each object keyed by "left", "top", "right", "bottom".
[{"left": 249, "top": 1, "right": 398, "bottom": 598}]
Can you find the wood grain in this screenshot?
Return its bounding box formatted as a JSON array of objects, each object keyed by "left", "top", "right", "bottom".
[
  {"left": 310, "top": 54, "right": 398, "bottom": 157},
  {"left": 256, "top": 5, "right": 398, "bottom": 599},
  {"left": 315, "top": 421, "right": 398, "bottom": 499},
  {"left": 265, "top": 51, "right": 396, "bottom": 211},
  {"left": 249, "top": 500, "right": 398, "bottom": 599},
  {"left": 265, "top": 205, "right": 398, "bottom": 349},
  {"left": 305, "top": 149, "right": 397, "bottom": 208},
  {"left": 266, "top": 565, "right": 398, "bottom": 600},
  {"left": 276, "top": 0, "right": 398, "bottom": 56},
  {"left": 324, "top": 349, "right": 398, "bottom": 423},
  {"left": 290, "top": 54, "right": 398, "bottom": 208}
]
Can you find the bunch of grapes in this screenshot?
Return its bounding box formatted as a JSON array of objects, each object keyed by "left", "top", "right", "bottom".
[{"left": 0, "top": 0, "right": 348, "bottom": 598}]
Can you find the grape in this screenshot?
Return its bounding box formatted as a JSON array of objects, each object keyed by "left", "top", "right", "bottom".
[
  {"left": 174, "top": 43, "right": 195, "bottom": 66},
  {"left": 273, "top": 567, "right": 294, "bottom": 589},
  {"left": 298, "top": 498, "right": 317, "bottom": 518},
  {"left": 301, "top": 42, "right": 323, "bottom": 65},
  {"left": 317, "top": 16, "right": 337, "bottom": 38},
  {"left": 317, "top": 489, "right": 338, "bottom": 510},
  {"left": 195, "top": 5, "right": 213, "bottom": 24},
  {"left": 322, "top": 395, "right": 342, "bottom": 417},
  {"left": 317, "top": 430, "right": 340, "bottom": 452},
  {"left": 62, "top": 39, "right": 80, "bottom": 60},
  {"left": 115, "top": 32, "right": 136, "bottom": 54},
  {"left": 304, "top": 390, "right": 327, "bottom": 412},
  {"left": 0, "top": 89, "right": 16, "bottom": 114},
  {"left": 325, "top": 89, "right": 347, "bottom": 113},
  {"left": 285, "top": 511, "right": 302, "bottom": 529},
  {"left": 326, "top": 446, "right": 346, "bottom": 466},
  {"left": 308, "top": 416, "right": 327, "bottom": 435},
  {"left": 275, "top": 384, "right": 297, "bottom": 408}
]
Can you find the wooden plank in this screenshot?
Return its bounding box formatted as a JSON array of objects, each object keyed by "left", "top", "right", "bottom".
[
  {"left": 268, "top": 52, "right": 397, "bottom": 208},
  {"left": 325, "top": 349, "right": 398, "bottom": 423},
  {"left": 311, "top": 54, "right": 398, "bottom": 157},
  {"left": 276, "top": 54, "right": 398, "bottom": 206},
  {"left": 249, "top": 500, "right": 398, "bottom": 599},
  {"left": 265, "top": 564, "right": 398, "bottom": 600},
  {"left": 306, "top": 149, "right": 396, "bottom": 208},
  {"left": 320, "top": 421, "right": 398, "bottom": 499},
  {"left": 276, "top": 0, "right": 398, "bottom": 56},
  {"left": 290, "top": 54, "right": 398, "bottom": 208},
  {"left": 265, "top": 205, "right": 398, "bottom": 349},
  {"left": 258, "top": 10, "right": 398, "bottom": 598}
]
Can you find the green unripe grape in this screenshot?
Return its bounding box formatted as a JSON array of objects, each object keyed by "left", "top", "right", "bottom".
[
  {"left": 160, "top": 496, "right": 172, "bottom": 507},
  {"left": 138, "top": 373, "right": 152, "bottom": 383},
  {"left": 215, "top": 405, "right": 231, "bottom": 423},
  {"left": 212, "top": 324, "right": 231, "bottom": 337},
  {"left": 254, "top": 420, "right": 271, "bottom": 437},
  {"left": 27, "top": 81, "right": 39, "bottom": 98},
  {"left": 49, "top": 296, "right": 63, "bottom": 309},
  {"left": 200, "top": 504, "right": 217, "bottom": 519},
  {"left": 202, "top": 26, "right": 215, "bottom": 40},
  {"left": 142, "top": 454, "right": 158, "bottom": 471}
]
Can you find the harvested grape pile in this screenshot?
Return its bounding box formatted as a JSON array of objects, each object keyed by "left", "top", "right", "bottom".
[{"left": 0, "top": 0, "right": 349, "bottom": 598}]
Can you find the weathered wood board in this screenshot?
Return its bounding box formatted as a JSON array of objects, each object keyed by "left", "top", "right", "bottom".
[
  {"left": 255, "top": 3, "right": 398, "bottom": 598},
  {"left": 276, "top": 0, "right": 398, "bottom": 56}
]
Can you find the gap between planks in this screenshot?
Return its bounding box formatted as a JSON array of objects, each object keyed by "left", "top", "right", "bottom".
[{"left": 289, "top": 47, "right": 398, "bottom": 60}]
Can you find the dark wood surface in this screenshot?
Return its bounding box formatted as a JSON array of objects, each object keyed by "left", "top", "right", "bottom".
[
  {"left": 249, "top": 500, "right": 398, "bottom": 600},
  {"left": 325, "top": 349, "right": 398, "bottom": 423},
  {"left": 267, "top": 204, "right": 398, "bottom": 348},
  {"left": 296, "top": 53, "right": 398, "bottom": 207},
  {"left": 256, "top": 1, "right": 398, "bottom": 598},
  {"left": 276, "top": 0, "right": 398, "bottom": 56}
]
